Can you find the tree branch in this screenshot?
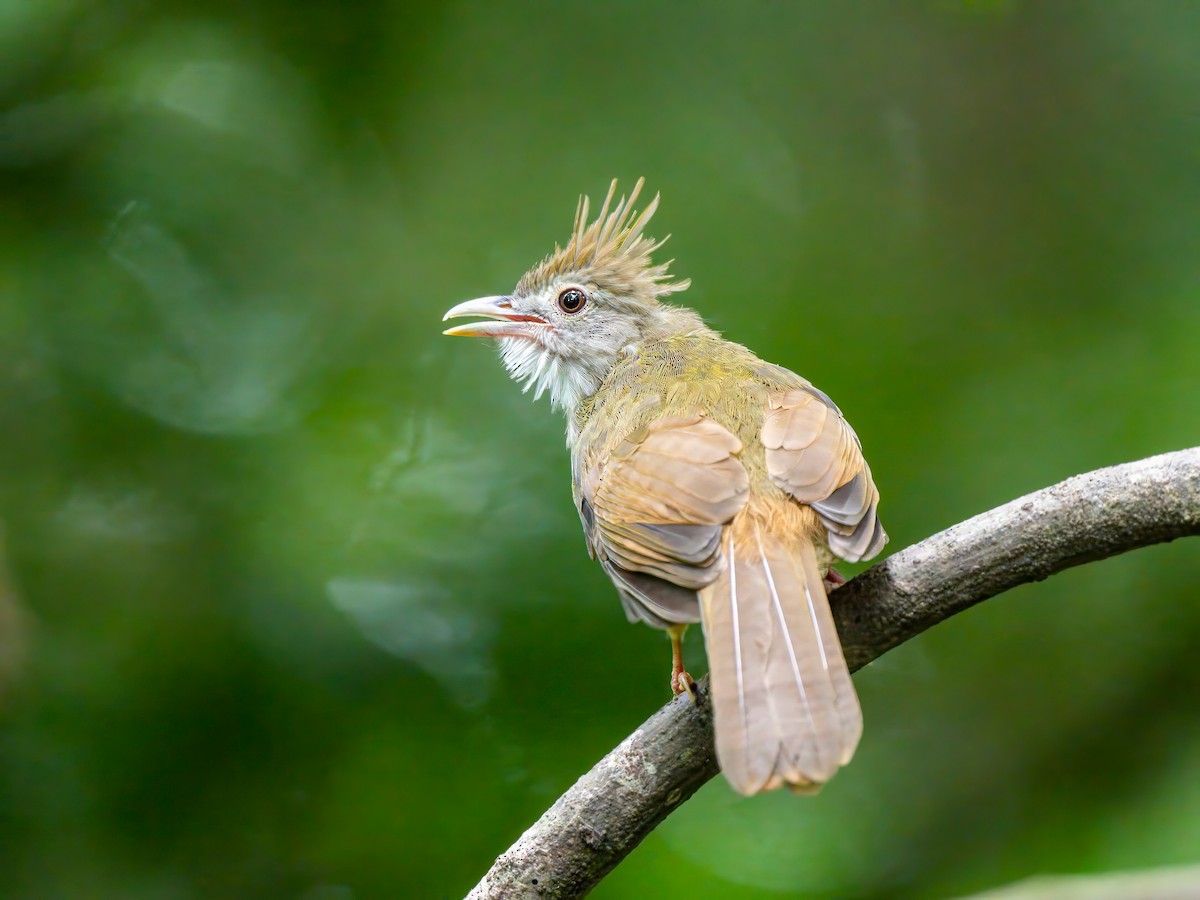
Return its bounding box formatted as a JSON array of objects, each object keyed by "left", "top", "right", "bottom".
[{"left": 467, "top": 448, "right": 1200, "bottom": 900}]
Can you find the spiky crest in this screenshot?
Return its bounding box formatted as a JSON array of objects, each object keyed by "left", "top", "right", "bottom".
[{"left": 516, "top": 178, "right": 691, "bottom": 304}]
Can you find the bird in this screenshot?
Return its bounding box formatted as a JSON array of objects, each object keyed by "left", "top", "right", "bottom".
[{"left": 442, "top": 179, "right": 887, "bottom": 795}]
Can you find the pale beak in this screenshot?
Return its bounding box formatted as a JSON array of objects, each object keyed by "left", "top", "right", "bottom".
[{"left": 442, "top": 295, "right": 548, "bottom": 338}]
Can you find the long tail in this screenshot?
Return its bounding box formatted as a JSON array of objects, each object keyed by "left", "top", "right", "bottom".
[{"left": 699, "top": 517, "right": 862, "bottom": 795}]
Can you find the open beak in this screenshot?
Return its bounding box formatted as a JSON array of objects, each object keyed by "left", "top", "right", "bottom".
[{"left": 442, "top": 295, "right": 548, "bottom": 339}]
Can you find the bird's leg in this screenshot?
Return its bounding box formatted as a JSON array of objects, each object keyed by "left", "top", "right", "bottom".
[{"left": 667, "top": 624, "right": 695, "bottom": 700}]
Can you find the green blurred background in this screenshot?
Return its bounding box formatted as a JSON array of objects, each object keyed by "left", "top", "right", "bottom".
[{"left": 1, "top": 1, "right": 1198, "bottom": 897}]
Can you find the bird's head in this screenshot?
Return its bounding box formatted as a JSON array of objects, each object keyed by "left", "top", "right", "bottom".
[{"left": 443, "top": 179, "right": 698, "bottom": 412}]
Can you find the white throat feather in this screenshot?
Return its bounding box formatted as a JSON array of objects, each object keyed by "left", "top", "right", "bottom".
[{"left": 498, "top": 337, "right": 599, "bottom": 415}]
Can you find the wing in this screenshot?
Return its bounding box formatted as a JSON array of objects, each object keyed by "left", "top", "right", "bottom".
[
  {"left": 578, "top": 415, "right": 750, "bottom": 628},
  {"left": 761, "top": 388, "right": 887, "bottom": 561}
]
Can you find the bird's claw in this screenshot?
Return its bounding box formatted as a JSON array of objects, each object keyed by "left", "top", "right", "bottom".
[
  {"left": 824, "top": 565, "right": 847, "bottom": 592},
  {"left": 671, "top": 668, "right": 697, "bottom": 703}
]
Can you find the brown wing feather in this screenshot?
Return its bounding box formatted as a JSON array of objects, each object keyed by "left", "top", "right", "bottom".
[
  {"left": 762, "top": 389, "right": 887, "bottom": 562},
  {"left": 581, "top": 415, "right": 750, "bottom": 626}
]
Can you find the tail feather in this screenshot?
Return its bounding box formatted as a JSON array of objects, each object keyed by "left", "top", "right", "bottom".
[
  {"left": 700, "top": 520, "right": 862, "bottom": 795},
  {"left": 795, "top": 539, "right": 863, "bottom": 764}
]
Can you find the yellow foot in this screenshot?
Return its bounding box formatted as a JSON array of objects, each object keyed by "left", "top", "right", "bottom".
[
  {"left": 824, "top": 565, "right": 846, "bottom": 591},
  {"left": 671, "top": 667, "right": 696, "bottom": 702}
]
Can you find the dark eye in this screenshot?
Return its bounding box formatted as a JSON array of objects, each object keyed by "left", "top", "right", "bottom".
[{"left": 557, "top": 288, "right": 587, "bottom": 314}]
